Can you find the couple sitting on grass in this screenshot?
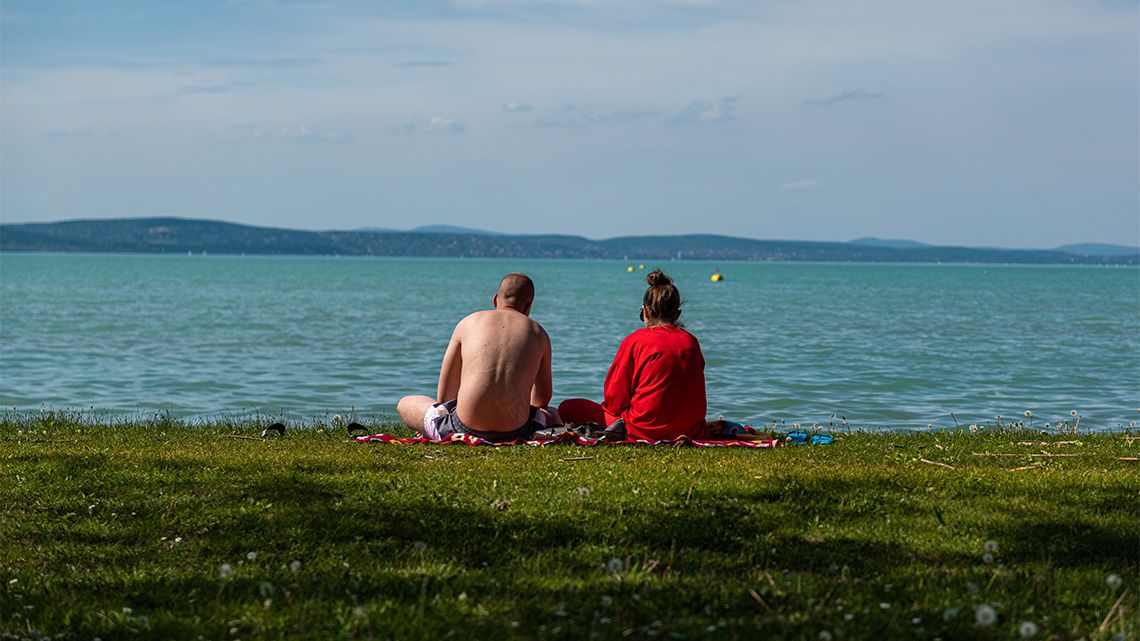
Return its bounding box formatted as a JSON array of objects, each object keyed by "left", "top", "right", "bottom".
[{"left": 397, "top": 270, "right": 707, "bottom": 443}]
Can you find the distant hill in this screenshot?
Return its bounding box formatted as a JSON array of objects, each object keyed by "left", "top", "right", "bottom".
[
  {"left": 1054, "top": 243, "right": 1140, "bottom": 257},
  {"left": 411, "top": 225, "right": 500, "bottom": 235},
  {"left": 849, "top": 237, "right": 932, "bottom": 250},
  {"left": 1, "top": 217, "right": 1136, "bottom": 265},
  {"left": 357, "top": 224, "right": 499, "bottom": 235}
]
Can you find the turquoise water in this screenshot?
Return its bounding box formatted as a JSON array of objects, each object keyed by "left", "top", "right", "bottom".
[{"left": 1, "top": 253, "right": 1137, "bottom": 430}]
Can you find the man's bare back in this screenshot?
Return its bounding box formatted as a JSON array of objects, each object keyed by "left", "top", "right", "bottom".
[
  {"left": 396, "top": 272, "right": 553, "bottom": 440},
  {"left": 439, "top": 308, "right": 551, "bottom": 430}
]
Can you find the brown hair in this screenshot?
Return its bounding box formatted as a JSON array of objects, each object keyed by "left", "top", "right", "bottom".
[{"left": 642, "top": 269, "right": 682, "bottom": 326}]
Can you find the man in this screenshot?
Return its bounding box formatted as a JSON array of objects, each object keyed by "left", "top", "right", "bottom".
[{"left": 396, "top": 272, "right": 554, "bottom": 442}]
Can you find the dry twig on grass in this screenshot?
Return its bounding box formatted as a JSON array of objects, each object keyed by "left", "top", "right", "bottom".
[{"left": 919, "top": 458, "right": 955, "bottom": 469}]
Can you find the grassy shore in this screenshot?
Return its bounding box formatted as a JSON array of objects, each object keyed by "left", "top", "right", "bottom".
[{"left": 1, "top": 414, "right": 1136, "bottom": 640}]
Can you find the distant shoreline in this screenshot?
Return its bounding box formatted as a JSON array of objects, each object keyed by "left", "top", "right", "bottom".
[
  {"left": 2, "top": 217, "right": 1137, "bottom": 265},
  {"left": 2, "top": 250, "right": 1138, "bottom": 270}
]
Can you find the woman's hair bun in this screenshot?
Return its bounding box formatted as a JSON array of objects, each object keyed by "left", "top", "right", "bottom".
[{"left": 646, "top": 269, "right": 672, "bottom": 287}]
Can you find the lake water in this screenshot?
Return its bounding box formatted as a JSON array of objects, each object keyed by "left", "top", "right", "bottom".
[{"left": 1, "top": 253, "right": 1137, "bottom": 431}]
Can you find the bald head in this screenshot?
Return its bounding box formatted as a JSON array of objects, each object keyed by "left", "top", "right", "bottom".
[{"left": 495, "top": 273, "right": 535, "bottom": 314}]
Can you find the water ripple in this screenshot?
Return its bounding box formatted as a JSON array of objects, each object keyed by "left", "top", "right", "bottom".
[{"left": 1, "top": 255, "right": 1137, "bottom": 430}]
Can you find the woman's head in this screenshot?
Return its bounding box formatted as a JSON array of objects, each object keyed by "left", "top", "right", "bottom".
[{"left": 642, "top": 269, "right": 683, "bottom": 326}]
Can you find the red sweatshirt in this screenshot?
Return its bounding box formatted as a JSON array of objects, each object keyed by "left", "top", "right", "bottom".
[{"left": 601, "top": 325, "right": 708, "bottom": 441}]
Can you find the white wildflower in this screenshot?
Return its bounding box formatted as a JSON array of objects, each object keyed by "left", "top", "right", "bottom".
[
  {"left": 1070, "top": 410, "right": 1078, "bottom": 417},
  {"left": 601, "top": 595, "right": 613, "bottom": 606},
  {"left": 1019, "top": 621, "right": 1038, "bottom": 637},
  {"left": 984, "top": 540, "right": 998, "bottom": 553},
  {"left": 352, "top": 606, "right": 367, "bottom": 620},
  {"left": 942, "top": 607, "right": 959, "bottom": 621},
  {"left": 174, "top": 537, "right": 182, "bottom": 543},
  {"left": 607, "top": 557, "right": 623, "bottom": 573},
  {"left": 1024, "top": 410, "right": 1032, "bottom": 418},
  {"left": 289, "top": 560, "right": 302, "bottom": 573},
  {"left": 218, "top": 563, "right": 233, "bottom": 579},
  {"left": 576, "top": 487, "right": 590, "bottom": 497},
  {"left": 413, "top": 541, "right": 428, "bottom": 553},
  {"left": 1106, "top": 573, "right": 1123, "bottom": 590},
  {"left": 982, "top": 553, "right": 994, "bottom": 565},
  {"left": 818, "top": 632, "right": 833, "bottom": 641},
  {"left": 246, "top": 551, "right": 257, "bottom": 562},
  {"left": 975, "top": 604, "right": 996, "bottom": 626},
  {"left": 879, "top": 602, "right": 890, "bottom": 610}
]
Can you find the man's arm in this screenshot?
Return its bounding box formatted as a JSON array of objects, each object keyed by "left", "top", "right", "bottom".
[
  {"left": 529, "top": 330, "right": 553, "bottom": 408},
  {"left": 436, "top": 324, "right": 463, "bottom": 402}
]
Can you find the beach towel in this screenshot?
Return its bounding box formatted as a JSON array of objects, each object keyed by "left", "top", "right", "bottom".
[{"left": 356, "top": 432, "right": 781, "bottom": 448}]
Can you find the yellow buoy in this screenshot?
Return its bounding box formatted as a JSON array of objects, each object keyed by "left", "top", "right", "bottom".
[
  {"left": 627, "top": 265, "right": 635, "bottom": 272},
  {"left": 711, "top": 270, "right": 724, "bottom": 282},
  {"left": 638, "top": 263, "right": 645, "bottom": 270}
]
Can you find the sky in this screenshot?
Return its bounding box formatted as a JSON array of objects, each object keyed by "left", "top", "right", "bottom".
[{"left": 1, "top": 0, "right": 1137, "bottom": 248}]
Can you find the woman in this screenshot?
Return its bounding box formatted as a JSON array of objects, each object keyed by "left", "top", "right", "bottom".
[{"left": 559, "top": 269, "right": 707, "bottom": 441}]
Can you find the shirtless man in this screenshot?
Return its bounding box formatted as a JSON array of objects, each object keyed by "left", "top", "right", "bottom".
[{"left": 396, "top": 273, "right": 554, "bottom": 443}]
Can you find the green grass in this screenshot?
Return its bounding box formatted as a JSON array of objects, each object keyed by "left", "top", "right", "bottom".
[{"left": 1, "top": 413, "right": 1136, "bottom": 640}]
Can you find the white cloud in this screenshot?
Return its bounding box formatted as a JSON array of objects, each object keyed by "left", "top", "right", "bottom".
[
  {"left": 667, "top": 96, "right": 740, "bottom": 126},
  {"left": 400, "top": 115, "right": 466, "bottom": 133},
  {"left": 237, "top": 124, "right": 349, "bottom": 142},
  {"left": 503, "top": 100, "right": 534, "bottom": 112}
]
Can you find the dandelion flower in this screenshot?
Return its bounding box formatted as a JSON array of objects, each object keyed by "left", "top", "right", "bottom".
[
  {"left": 607, "top": 557, "right": 624, "bottom": 573},
  {"left": 1070, "top": 410, "right": 1078, "bottom": 417},
  {"left": 984, "top": 540, "right": 998, "bottom": 553},
  {"left": 1019, "top": 621, "right": 1038, "bottom": 637},
  {"left": 576, "top": 487, "right": 590, "bottom": 497},
  {"left": 1106, "top": 573, "right": 1123, "bottom": 590},
  {"left": 289, "top": 560, "right": 302, "bottom": 573},
  {"left": 246, "top": 551, "right": 257, "bottom": 562},
  {"left": 942, "top": 607, "right": 959, "bottom": 621},
  {"left": 218, "top": 563, "right": 233, "bottom": 579},
  {"left": 601, "top": 595, "right": 613, "bottom": 606},
  {"left": 1024, "top": 410, "right": 1032, "bottom": 418},
  {"left": 413, "top": 541, "right": 427, "bottom": 553},
  {"left": 843, "top": 613, "right": 854, "bottom": 622},
  {"left": 879, "top": 602, "right": 890, "bottom": 610},
  {"left": 975, "top": 604, "right": 996, "bottom": 627},
  {"left": 352, "top": 606, "right": 367, "bottom": 621},
  {"left": 818, "top": 632, "right": 833, "bottom": 641},
  {"left": 982, "top": 553, "right": 994, "bottom": 565}
]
